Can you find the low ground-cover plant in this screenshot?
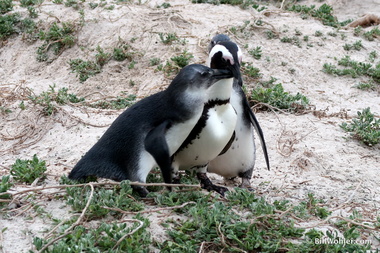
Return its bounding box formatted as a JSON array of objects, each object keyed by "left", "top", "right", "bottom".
[
  {"left": 37, "top": 22, "right": 77, "bottom": 62},
  {"left": 29, "top": 85, "right": 84, "bottom": 115},
  {"left": 157, "top": 50, "right": 194, "bottom": 76},
  {"left": 0, "top": 0, "right": 13, "bottom": 14},
  {"left": 10, "top": 154, "right": 46, "bottom": 184},
  {"left": 341, "top": 107, "right": 380, "bottom": 146},
  {"left": 288, "top": 4, "right": 352, "bottom": 28},
  {"left": 0, "top": 13, "right": 38, "bottom": 41},
  {"left": 323, "top": 55, "right": 380, "bottom": 84},
  {"left": 250, "top": 83, "right": 310, "bottom": 112},
  {"left": 0, "top": 175, "right": 13, "bottom": 206}
]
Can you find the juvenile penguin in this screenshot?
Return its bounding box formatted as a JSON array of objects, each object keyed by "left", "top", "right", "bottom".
[
  {"left": 170, "top": 43, "right": 240, "bottom": 195},
  {"left": 68, "top": 64, "right": 233, "bottom": 196},
  {"left": 207, "top": 35, "right": 270, "bottom": 189}
]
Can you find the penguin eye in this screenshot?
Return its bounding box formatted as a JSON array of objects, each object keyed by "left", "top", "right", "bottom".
[{"left": 200, "top": 71, "right": 210, "bottom": 77}]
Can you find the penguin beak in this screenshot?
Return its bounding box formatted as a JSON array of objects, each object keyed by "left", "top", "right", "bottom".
[
  {"left": 228, "top": 62, "right": 243, "bottom": 86},
  {"left": 211, "top": 68, "right": 234, "bottom": 79}
]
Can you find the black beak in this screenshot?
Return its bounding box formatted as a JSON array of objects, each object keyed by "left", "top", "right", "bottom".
[
  {"left": 211, "top": 68, "right": 234, "bottom": 79},
  {"left": 228, "top": 62, "right": 243, "bottom": 86}
]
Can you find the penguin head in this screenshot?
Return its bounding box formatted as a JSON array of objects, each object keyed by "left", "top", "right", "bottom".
[
  {"left": 208, "top": 34, "right": 231, "bottom": 53},
  {"left": 208, "top": 41, "right": 242, "bottom": 83},
  {"left": 171, "top": 64, "right": 233, "bottom": 90}
]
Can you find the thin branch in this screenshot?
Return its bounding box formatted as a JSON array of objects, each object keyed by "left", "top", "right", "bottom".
[
  {"left": 101, "top": 201, "right": 196, "bottom": 215},
  {"left": 112, "top": 219, "right": 144, "bottom": 250},
  {"left": 4, "top": 181, "right": 200, "bottom": 198},
  {"left": 37, "top": 183, "right": 95, "bottom": 253}
]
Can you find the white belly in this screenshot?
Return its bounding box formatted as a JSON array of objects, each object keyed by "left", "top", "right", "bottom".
[
  {"left": 137, "top": 107, "right": 203, "bottom": 181},
  {"left": 208, "top": 90, "right": 256, "bottom": 178},
  {"left": 173, "top": 104, "right": 237, "bottom": 170}
]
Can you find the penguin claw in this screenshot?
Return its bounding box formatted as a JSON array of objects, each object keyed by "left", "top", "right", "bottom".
[
  {"left": 172, "top": 175, "right": 181, "bottom": 184},
  {"left": 197, "top": 172, "right": 229, "bottom": 196},
  {"left": 240, "top": 178, "right": 254, "bottom": 192},
  {"left": 132, "top": 186, "right": 149, "bottom": 198}
]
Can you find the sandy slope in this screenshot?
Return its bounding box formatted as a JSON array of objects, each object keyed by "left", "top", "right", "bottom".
[{"left": 1, "top": 0, "right": 379, "bottom": 251}]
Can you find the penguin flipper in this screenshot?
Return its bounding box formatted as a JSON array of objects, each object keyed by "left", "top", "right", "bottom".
[
  {"left": 144, "top": 120, "right": 173, "bottom": 184},
  {"left": 242, "top": 93, "right": 270, "bottom": 170}
]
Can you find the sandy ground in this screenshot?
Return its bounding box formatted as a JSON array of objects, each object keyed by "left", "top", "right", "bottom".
[{"left": 1, "top": 0, "right": 380, "bottom": 252}]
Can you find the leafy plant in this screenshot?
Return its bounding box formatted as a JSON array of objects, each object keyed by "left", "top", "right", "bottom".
[
  {"left": 158, "top": 32, "right": 179, "bottom": 45},
  {"left": 0, "top": 13, "right": 20, "bottom": 40},
  {"left": 248, "top": 46, "right": 262, "bottom": 60},
  {"left": 288, "top": 4, "right": 351, "bottom": 28},
  {"left": 363, "top": 27, "right": 380, "bottom": 41},
  {"left": 0, "top": 0, "right": 13, "bottom": 14},
  {"left": 343, "top": 40, "right": 363, "bottom": 51},
  {"left": 89, "top": 93, "right": 136, "bottom": 109},
  {"left": 37, "top": 22, "right": 76, "bottom": 62},
  {"left": 65, "top": 181, "right": 144, "bottom": 219},
  {"left": 29, "top": 85, "right": 84, "bottom": 115},
  {"left": 33, "top": 217, "right": 151, "bottom": 252},
  {"left": 10, "top": 154, "right": 47, "bottom": 184},
  {"left": 323, "top": 55, "right": 380, "bottom": 84},
  {"left": 68, "top": 58, "right": 101, "bottom": 82},
  {"left": 95, "top": 46, "right": 111, "bottom": 66},
  {"left": 0, "top": 175, "right": 13, "bottom": 205},
  {"left": 160, "top": 51, "right": 194, "bottom": 75},
  {"left": 241, "top": 62, "right": 262, "bottom": 79},
  {"left": 20, "top": 0, "right": 42, "bottom": 7},
  {"left": 250, "top": 83, "right": 310, "bottom": 112},
  {"left": 340, "top": 107, "right": 380, "bottom": 146},
  {"left": 113, "top": 45, "right": 133, "bottom": 61},
  {"left": 280, "top": 35, "right": 302, "bottom": 47}
]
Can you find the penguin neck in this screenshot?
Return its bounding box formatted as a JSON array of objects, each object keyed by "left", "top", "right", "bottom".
[{"left": 207, "top": 77, "right": 233, "bottom": 101}]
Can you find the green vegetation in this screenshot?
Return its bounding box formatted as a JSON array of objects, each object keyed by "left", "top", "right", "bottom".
[
  {"left": 113, "top": 44, "right": 133, "bottom": 61},
  {"left": 191, "top": 0, "right": 256, "bottom": 9},
  {"left": 0, "top": 175, "right": 13, "bottom": 206},
  {"left": 241, "top": 62, "right": 262, "bottom": 79},
  {"left": 343, "top": 40, "right": 363, "bottom": 51},
  {"left": 250, "top": 83, "right": 310, "bottom": 112},
  {"left": 288, "top": 4, "right": 351, "bottom": 28},
  {"left": 37, "top": 22, "right": 77, "bottom": 62},
  {"left": 29, "top": 85, "right": 135, "bottom": 113},
  {"left": 0, "top": 13, "right": 38, "bottom": 41},
  {"left": 0, "top": 168, "right": 377, "bottom": 252},
  {"left": 156, "top": 189, "right": 371, "bottom": 252},
  {"left": 89, "top": 93, "right": 136, "bottom": 110},
  {"left": 323, "top": 55, "right": 380, "bottom": 84},
  {"left": 10, "top": 154, "right": 47, "bottom": 184},
  {"left": 280, "top": 35, "right": 302, "bottom": 47},
  {"left": 158, "top": 32, "right": 179, "bottom": 45},
  {"left": 33, "top": 217, "right": 151, "bottom": 252},
  {"left": 29, "top": 85, "right": 84, "bottom": 115},
  {"left": 68, "top": 58, "right": 101, "bottom": 82},
  {"left": 341, "top": 107, "right": 380, "bottom": 146},
  {"left": 65, "top": 181, "right": 144, "bottom": 219},
  {"left": 158, "top": 50, "right": 194, "bottom": 75},
  {"left": 248, "top": 46, "right": 262, "bottom": 60},
  {"left": 0, "top": 0, "right": 13, "bottom": 14},
  {"left": 353, "top": 26, "right": 380, "bottom": 41}
]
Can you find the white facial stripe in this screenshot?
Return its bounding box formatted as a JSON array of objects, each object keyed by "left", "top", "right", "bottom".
[
  {"left": 237, "top": 45, "right": 243, "bottom": 64},
  {"left": 209, "top": 44, "right": 235, "bottom": 65}
]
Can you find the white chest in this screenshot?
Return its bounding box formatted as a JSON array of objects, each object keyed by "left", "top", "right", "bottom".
[{"left": 173, "top": 103, "right": 237, "bottom": 170}]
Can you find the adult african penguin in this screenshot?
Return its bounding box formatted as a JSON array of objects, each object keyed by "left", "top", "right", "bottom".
[
  {"left": 171, "top": 42, "right": 240, "bottom": 196},
  {"left": 68, "top": 64, "right": 233, "bottom": 197},
  {"left": 207, "top": 34, "right": 270, "bottom": 189}
]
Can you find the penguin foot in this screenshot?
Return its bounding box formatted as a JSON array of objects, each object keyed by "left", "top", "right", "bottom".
[
  {"left": 132, "top": 186, "right": 149, "bottom": 197},
  {"left": 197, "top": 173, "right": 228, "bottom": 196},
  {"left": 240, "top": 178, "right": 254, "bottom": 192},
  {"left": 172, "top": 175, "right": 181, "bottom": 184}
]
